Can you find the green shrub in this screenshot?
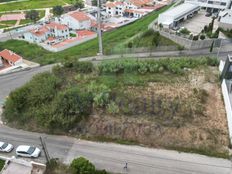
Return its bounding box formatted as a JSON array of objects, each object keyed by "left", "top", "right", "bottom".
[
  {"left": 97, "top": 58, "right": 217, "bottom": 75},
  {"left": 192, "top": 35, "right": 199, "bottom": 41},
  {"left": 200, "top": 35, "right": 205, "bottom": 40},
  {"left": 64, "top": 60, "right": 93, "bottom": 73},
  {"left": 70, "top": 157, "right": 95, "bottom": 174},
  {"left": 179, "top": 28, "right": 191, "bottom": 35},
  {"left": 3, "top": 72, "right": 61, "bottom": 123},
  {"left": 107, "top": 101, "right": 120, "bottom": 115},
  {"left": 50, "top": 87, "right": 93, "bottom": 130}
]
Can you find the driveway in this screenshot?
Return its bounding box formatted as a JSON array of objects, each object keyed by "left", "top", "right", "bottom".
[{"left": 180, "top": 11, "right": 219, "bottom": 35}]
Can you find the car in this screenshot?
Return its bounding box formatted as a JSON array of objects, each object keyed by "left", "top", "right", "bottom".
[
  {"left": 16, "top": 145, "right": 41, "bottom": 158},
  {"left": 0, "top": 141, "right": 14, "bottom": 152}
]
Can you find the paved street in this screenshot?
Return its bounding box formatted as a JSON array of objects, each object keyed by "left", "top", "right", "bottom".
[{"left": 0, "top": 125, "right": 232, "bottom": 174}]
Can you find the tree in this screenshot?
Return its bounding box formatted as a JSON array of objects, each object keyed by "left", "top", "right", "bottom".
[
  {"left": 70, "top": 157, "right": 96, "bottom": 174},
  {"left": 151, "top": 32, "right": 160, "bottom": 47},
  {"left": 72, "top": 0, "right": 84, "bottom": 8},
  {"left": 53, "top": 5, "right": 64, "bottom": 16},
  {"left": 25, "top": 10, "right": 39, "bottom": 23}
]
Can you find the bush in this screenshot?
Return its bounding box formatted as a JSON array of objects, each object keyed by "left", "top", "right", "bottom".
[
  {"left": 70, "top": 157, "right": 109, "bottom": 174},
  {"left": 192, "top": 35, "right": 199, "bottom": 41},
  {"left": 50, "top": 87, "right": 93, "bottom": 130},
  {"left": 179, "top": 28, "right": 191, "bottom": 35},
  {"left": 107, "top": 101, "right": 120, "bottom": 115},
  {"left": 70, "top": 157, "right": 95, "bottom": 174},
  {"left": 97, "top": 58, "right": 218, "bottom": 75},
  {"left": 3, "top": 72, "right": 61, "bottom": 123},
  {"left": 64, "top": 60, "right": 93, "bottom": 73},
  {"left": 200, "top": 35, "right": 205, "bottom": 40}
]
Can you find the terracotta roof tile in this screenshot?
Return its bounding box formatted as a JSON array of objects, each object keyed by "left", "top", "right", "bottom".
[
  {"left": 69, "top": 11, "right": 90, "bottom": 22},
  {"left": 0, "top": 49, "right": 22, "bottom": 63}
]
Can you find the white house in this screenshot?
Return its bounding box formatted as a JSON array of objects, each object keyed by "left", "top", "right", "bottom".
[
  {"left": 124, "top": 9, "right": 146, "bottom": 18},
  {"left": 124, "top": 0, "right": 153, "bottom": 9},
  {"left": 0, "top": 49, "right": 23, "bottom": 66},
  {"left": 185, "top": 0, "right": 232, "bottom": 12},
  {"left": 58, "top": 11, "right": 91, "bottom": 30},
  {"left": 219, "top": 9, "right": 232, "bottom": 30},
  {"left": 24, "top": 22, "right": 69, "bottom": 43},
  {"left": 106, "top": 1, "right": 125, "bottom": 16}
]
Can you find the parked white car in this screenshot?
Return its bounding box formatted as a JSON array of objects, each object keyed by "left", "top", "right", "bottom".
[
  {"left": 0, "top": 141, "right": 14, "bottom": 152},
  {"left": 16, "top": 145, "right": 41, "bottom": 158}
]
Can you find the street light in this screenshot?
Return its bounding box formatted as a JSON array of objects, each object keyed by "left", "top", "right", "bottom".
[{"left": 97, "top": 0, "right": 103, "bottom": 56}]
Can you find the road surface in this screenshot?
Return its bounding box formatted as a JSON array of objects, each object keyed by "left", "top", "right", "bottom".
[
  {"left": 0, "top": 59, "right": 232, "bottom": 174},
  {"left": 0, "top": 125, "right": 231, "bottom": 174}
]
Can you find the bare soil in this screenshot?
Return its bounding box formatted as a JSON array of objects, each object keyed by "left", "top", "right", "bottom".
[{"left": 77, "top": 67, "right": 229, "bottom": 156}]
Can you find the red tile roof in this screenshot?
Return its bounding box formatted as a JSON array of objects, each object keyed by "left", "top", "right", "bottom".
[
  {"left": 30, "top": 26, "right": 49, "bottom": 36},
  {"left": 47, "top": 37, "right": 56, "bottom": 41},
  {"left": 106, "top": 2, "right": 116, "bottom": 7},
  {"left": 46, "top": 22, "right": 68, "bottom": 30},
  {"left": 0, "top": 49, "right": 22, "bottom": 63},
  {"left": 69, "top": 11, "right": 90, "bottom": 22},
  {"left": 128, "top": 0, "right": 152, "bottom": 7},
  {"left": 77, "top": 30, "right": 95, "bottom": 37},
  {"left": 106, "top": 1, "right": 124, "bottom": 7}
]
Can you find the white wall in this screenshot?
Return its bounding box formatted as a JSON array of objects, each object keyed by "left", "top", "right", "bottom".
[
  {"left": 222, "top": 79, "right": 232, "bottom": 143},
  {"left": 60, "top": 15, "right": 91, "bottom": 30}
]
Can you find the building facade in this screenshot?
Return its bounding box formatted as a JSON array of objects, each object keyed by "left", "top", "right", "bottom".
[
  {"left": 59, "top": 11, "right": 92, "bottom": 30},
  {"left": 185, "top": 0, "right": 232, "bottom": 12},
  {"left": 24, "top": 22, "right": 69, "bottom": 43}
]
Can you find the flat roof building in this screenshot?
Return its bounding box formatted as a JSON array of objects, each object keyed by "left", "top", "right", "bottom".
[
  {"left": 219, "top": 9, "right": 232, "bottom": 29},
  {"left": 185, "top": 0, "right": 232, "bottom": 12},
  {"left": 158, "top": 3, "right": 200, "bottom": 28}
]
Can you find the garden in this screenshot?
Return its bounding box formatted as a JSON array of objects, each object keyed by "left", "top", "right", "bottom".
[{"left": 2, "top": 57, "right": 230, "bottom": 158}]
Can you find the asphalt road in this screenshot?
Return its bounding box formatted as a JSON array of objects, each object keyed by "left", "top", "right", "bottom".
[
  {"left": 0, "top": 60, "right": 232, "bottom": 174},
  {"left": 0, "top": 125, "right": 232, "bottom": 174}
]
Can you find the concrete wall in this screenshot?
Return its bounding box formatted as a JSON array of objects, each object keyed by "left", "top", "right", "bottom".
[
  {"left": 219, "top": 22, "right": 232, "bottom": 30},
  {"left": 222, "top": 79, "right": 232, "bottom": 143},
  {"left": 158, "top": 30, "right": 222, "bottom": 49},
  {"left": 39, "top": 34, "right": 97, "bottom": 52}
]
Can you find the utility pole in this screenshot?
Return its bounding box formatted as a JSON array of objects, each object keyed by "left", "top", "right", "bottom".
[{"left": 97, "top": 0, "right": 103, "bottom": 56}]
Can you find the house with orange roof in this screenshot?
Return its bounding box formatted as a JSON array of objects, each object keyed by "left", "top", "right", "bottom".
[
  {"left": 58, "top": 11, "right": 92, "bottom": 30},
  {"left": 106, "top": 1, "right": 125, "bottom": 17},
  {"left": 125, "top": 0, "right": 154, "bottom": 9},
  {"left": 0, "top": 49, "right": 23, "bottom": 67},
  {"left": 124, "top": 9, "right": 146, "bottom": 18},
  {"left": 24, "top": 22, "right": 70, "bottom": 43}
]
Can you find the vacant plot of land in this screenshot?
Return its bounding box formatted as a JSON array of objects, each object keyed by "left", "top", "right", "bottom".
[{"left": 3, "top": 57, "right": 229, "bottom": 158}]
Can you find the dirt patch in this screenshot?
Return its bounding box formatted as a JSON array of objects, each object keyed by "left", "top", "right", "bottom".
[{"left": 76, "top": 67, "right": 229, "bottom": 156}]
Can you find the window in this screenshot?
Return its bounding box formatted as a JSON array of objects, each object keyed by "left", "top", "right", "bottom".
[
  {"left": 221, "top": 2, "right": 226, "bottom": 5},
  {"left": 27, "top": 147, "right": 36, "bottom": 155},
  {"left": 208, "top": 1, "right": 213, "bottom": 4}
]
